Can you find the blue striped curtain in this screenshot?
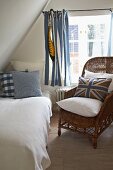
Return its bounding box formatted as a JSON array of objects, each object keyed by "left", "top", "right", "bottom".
[
  {"left": 44, "top": 9, "right": 71, "bottom": 86},
  {"left": 107, "top": 12, "right": 113, "bottom": 56}
]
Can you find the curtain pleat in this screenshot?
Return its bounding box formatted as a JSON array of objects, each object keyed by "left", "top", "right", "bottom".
[
  {"left": 44, "top": 12, "right": 49, "bottom": 85},
  {"left": 107, "top": 12, "right": 113, "bottom": 56}
]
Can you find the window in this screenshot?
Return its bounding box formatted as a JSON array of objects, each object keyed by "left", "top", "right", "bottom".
[{"left": 69, "top": 14, "right": 111, "bottom": 84}]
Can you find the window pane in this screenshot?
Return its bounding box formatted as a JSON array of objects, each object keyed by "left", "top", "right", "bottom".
[
  {"left": 69, "top": 42, "right": 78, "bottom": 53},
  {"left": 69, "top": 25, "right": 78, "bottom": 40},
  {"left": 87, "top": 25, "right": 95, "bottom": 40},
  {"left": 69, "top": 15, "right": 111, "bottom": 84}
]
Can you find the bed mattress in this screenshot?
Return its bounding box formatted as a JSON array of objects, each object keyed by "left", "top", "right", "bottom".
[{"left": 0, "top": 96, "right": 52, "bottom": 170}]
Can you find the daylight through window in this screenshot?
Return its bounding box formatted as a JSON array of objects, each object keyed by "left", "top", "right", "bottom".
[{"left": 69, "top": 14, "right": 111, "bottom": 84}]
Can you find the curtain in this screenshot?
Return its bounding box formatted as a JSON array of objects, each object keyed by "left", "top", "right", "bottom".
[
  {"left": 91, "top": 12, "right": 113, "bottom": 57},
  {"left": 44, "top": 9, "right": 71, "bottom": 86},
  {"left": 107, "top": 12, "right": 113, "bottom": 56}
]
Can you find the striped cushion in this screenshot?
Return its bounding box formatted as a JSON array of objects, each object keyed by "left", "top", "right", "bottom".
[
  {"left": 0, "top": 73, "right": 14, "bottom": 97},
  {"left": 74, "top": 77, "right": 112, "bottom": 101}
]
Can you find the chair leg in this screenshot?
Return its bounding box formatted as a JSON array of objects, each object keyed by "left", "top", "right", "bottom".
[
  {"left": 58, "top": 117, "right": 61, "bottom": 136},
  {"left": 92, "top": 137, "right": 97, "bottom": 149}
]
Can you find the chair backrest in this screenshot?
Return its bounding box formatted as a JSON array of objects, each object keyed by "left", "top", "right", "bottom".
[
  {"left": 82, "top": 57, "right": 113, "bottom": 76},
  {"left": 81, "top": 57, "right": 113, "bottom": 123}
]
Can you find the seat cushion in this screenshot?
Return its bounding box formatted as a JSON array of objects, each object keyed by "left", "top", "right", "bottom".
[
  {"left": 74, "top": 77, "right": 111, "bottom": 101},
  {"left": 57, "top": 97, "right": 103, "bottom": 117}
]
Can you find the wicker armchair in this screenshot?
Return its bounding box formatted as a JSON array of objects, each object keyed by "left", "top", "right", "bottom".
[{"left": 58, "top": 57, "right": 113, "bottom": 148}]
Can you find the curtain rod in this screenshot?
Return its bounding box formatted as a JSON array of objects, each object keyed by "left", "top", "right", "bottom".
[
  {"left": 69, "top": 8, "right": 112, "bottom": 12},
  {"left": 42, "top": 8, "right": 112, "bottom": 13}
]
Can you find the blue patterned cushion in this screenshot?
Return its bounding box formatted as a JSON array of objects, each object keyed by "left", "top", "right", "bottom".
[
  {"left": 0, "top": 73, "right": 14, "bottom": 97},
  {"left": 74, "top": 77, "right": 112, "bottom": 101},
  {"left": 12, "top": 71, "right": 42, "bottom": 99}
]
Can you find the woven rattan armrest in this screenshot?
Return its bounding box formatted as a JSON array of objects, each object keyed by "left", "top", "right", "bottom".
[
  {"left": 100, "top": 91, "right": 113, "bottom": 112},
  {"left": 96, "top": 91, "right": 113, "bottom": 124},
  {"left": 64, "top": 86, "right": 77, "bottom": 99},
  {"left": 105, "top": 91, "right": 113, "bottom": 101}
]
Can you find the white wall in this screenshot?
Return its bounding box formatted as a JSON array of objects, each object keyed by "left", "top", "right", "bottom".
[
  {"left": 11, "top": 15, "right": 44, "bottom": 64},
  {"left": 0, "top": 0, "right": 49, "bottom": 70},
  {"left": 47, "top": 0, "right": 113, "bottom": 10}
]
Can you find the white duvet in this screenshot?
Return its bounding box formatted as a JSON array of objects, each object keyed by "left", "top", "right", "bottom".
[{"left": 0, "top": 96, "right": 52, "bottom": 170}]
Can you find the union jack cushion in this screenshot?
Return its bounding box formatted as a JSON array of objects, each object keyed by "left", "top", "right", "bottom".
[{"left": 74, "top": 77, "right": 112, "bottom": 101}]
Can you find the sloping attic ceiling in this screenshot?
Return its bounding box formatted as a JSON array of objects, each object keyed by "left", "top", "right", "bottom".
[{"left": 0, "top": 0, "right": 50, "bottom": 70}]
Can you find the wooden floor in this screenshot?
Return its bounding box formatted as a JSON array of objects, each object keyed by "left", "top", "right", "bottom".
[{"left": 47, "top": 113, "right": 113, "bottom": 170}]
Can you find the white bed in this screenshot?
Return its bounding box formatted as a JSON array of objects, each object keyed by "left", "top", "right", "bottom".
[{"left": 0, "top": 96, "right": 52, "bottom": 170}]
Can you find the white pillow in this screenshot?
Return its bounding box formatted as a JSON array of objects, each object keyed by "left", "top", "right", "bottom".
[
  {"left": 84, "top": 70, "right": 113, "bottom": 92},
  {"left": 10, "top": 60, "right": 40, "bottom": 71},
  {"left": 57, "top": 97, "right": 103, "bottom": 117},
  {"left": 10, "top": 60, "right": 44, "bottom": 84}
]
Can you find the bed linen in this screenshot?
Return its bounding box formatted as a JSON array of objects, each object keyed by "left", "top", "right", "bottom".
[{"left": 0, "top": 96, "right": 52, "bottom": 170}]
